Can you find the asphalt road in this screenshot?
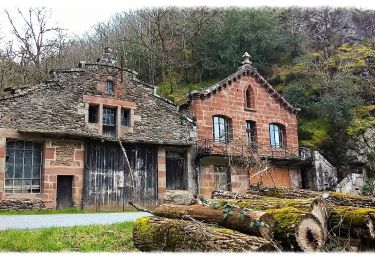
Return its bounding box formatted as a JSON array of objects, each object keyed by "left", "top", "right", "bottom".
[{"left": 0, "top": 212, "right": 151, "bottom": 230}]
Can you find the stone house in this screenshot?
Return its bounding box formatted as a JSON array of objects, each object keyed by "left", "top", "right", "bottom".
[
  {"left": 0, "top": 49, "right": 337, "bottom": 210},
  {"left": 180, "top": 53, "right": 337, "bottom": 198},
  {"left": 0, "top": 48, "right": 196, "bottom": 210}
]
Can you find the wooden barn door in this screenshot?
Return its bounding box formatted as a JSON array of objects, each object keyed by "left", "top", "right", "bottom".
[
  {"left": 166, "top": 151, "right": 187, "bottom": 190},
  {"left": 83, "top": 141, "right": 158, "bottom": 209}
]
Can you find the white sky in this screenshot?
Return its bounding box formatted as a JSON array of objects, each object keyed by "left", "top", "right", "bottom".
[{"left": 0, "top": 0, "right": 374, "bottom": 37}]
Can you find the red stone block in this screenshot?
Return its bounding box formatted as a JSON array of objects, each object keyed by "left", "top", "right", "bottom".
[
  {"left": 44, "top": 148, "right": 55, "bottom": 160},
  {"left": 74, "top": 149, "right": 84, "bottom": 161}
]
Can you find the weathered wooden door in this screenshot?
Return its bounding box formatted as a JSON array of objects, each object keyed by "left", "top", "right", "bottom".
[
  {"left": 166, "top": 151, "right": 187, "bottom": 190},
  {"left": 56, "top": 176, "right": 73, "bottom": 210},
  {"left": 83, "top": 141, "right": 157, "bottom": 208}
]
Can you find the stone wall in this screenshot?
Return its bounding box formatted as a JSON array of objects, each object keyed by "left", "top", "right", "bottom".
[
  {"left": 43, "top": 139, "right": 85, "bottom": 208},
  {"left": 303, "top": 151, "right": 337, "bottom": 191},
  {"left": 0, "top": 199, "right": 46, "bottom": 211}
]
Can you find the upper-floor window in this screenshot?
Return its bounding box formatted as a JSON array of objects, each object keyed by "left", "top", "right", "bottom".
[
  {"left": 213, "top": 116, "right": 232, "bottom": 143},
  {"left": 88, "top": 105, "right": 99, "bottom": 123},
  {"left": 103, "top": 107, "right": 116, "bottom": 137},
  {"left": 121, "top": 109, "right": 130, "bottom": 126},
  {"left": 105, "top": 80, "right": 114, "bottom": 95},
  {"left": 5, "top": 140, "right": 42, "bottom": 194},
  {"left": 269, "top": 123, "right": 285, "bottom": 149},
  {"left": 246, "top": 120, "right": 256, "bottom": 145},
  {"left": 245, "top": 86, "right": 254, "bottom": 109}
]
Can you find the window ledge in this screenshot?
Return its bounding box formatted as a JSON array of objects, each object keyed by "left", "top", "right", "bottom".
[{"left": 244, "top": 107, "right": 256, "bottom": 112}]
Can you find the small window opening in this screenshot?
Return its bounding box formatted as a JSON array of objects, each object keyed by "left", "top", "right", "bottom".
[
  {"left": 88, "top": 105, "right": 99, "bottom": 123},
  {"left": 121, "top": 109, "right": 130, "bottom": 126},
  {"left": 245, "top": 86, "right": 254, "bottom": 109},
  {"left": 105, "top": 81, "right": 114, "bottom": 95}
]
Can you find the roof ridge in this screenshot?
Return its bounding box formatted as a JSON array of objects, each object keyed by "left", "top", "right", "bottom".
[{"left": 187, "top": 64, "right": 300, "bottom": 114}]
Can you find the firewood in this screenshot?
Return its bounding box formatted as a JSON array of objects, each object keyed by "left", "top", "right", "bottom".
[
  {"left": 152, "top": 202, "right": 275, "bottom": 239},
  {"left": 132, "top": 216, "right": 276, "bottom": 252}
]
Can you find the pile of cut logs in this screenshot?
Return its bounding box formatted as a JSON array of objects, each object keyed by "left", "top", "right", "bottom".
[{"left": 131, "top": 186, "right": 375, "bottom": 252}]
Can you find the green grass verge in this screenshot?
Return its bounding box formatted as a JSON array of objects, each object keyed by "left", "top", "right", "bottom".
[
  {"left": 0, "top": 208, "right": 137, "bottom": 215},
  {"left": 0, "top": 222, "right": 136, "bottom": 252}
]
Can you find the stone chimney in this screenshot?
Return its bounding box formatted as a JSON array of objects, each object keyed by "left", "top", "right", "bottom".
[
  {"left": 242, "top": 52, "right": 252, "bottom": 65},
  {"left": 97, "top": 47, "right": 117, "bottom": 65}
]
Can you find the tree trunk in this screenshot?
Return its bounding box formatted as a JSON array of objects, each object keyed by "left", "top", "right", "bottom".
[
  {"left": 246, "top": 186, "right": 375, "bottom": 208},
  {"left": 328, "top": 206, "right": 375, "bottom": 240},
  {"left": 132, "top": 216, "right": 276, "bottom": 252},
  {"left": 209, "top": 198, "right": 314, "bottom": 211},
  {"left": 153, "top": 203, "right": 275, "bottom": 239},
  {"left": 295, "top": 213, "right": 326, "bottom": 252}
]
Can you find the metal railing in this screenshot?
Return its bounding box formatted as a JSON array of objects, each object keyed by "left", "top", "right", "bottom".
[{"left": 195, "top": 139, "right": 313, "bottom": 161}]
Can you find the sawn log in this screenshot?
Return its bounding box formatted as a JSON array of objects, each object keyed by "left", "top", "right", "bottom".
[
  {"left": 152, "top": 202, "right": 275, "bottom": 239},
  {"left": 132, "top": 216, "right": 276, "bottom": 252}
]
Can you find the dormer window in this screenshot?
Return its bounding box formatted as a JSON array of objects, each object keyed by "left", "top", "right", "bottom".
[{"left": 105, "top": 80, "right": 114, "bottom": 95}]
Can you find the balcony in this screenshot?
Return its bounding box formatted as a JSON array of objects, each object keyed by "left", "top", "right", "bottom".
[{"left": 195, "top": 139, "right": 313, "bottom": 167}]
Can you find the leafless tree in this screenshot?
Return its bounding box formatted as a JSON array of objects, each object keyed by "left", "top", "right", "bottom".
[{"left": 4, "top": 7, "right": 63, "bottom": 71}]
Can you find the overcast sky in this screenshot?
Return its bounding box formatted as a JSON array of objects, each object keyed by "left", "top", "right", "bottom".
[{"left": 0, "top": 0, "right": 374, "bottom": 37}]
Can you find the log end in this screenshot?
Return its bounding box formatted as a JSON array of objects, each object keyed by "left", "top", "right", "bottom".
[{"left": 295, "top": 214, "right": 325, "bottom": 252}]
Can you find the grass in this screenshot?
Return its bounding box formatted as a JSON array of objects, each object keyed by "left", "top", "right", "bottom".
[
  {"left": 0, "top": 222, "right": 137, "bottom": 252},
  {"left": 0, "top": 208, "right": 137, "bottom": 215}
]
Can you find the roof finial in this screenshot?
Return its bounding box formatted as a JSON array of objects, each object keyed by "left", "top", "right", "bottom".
[
  {"left": 242, "top": 52, "right": 252, "bottom": 65},
  {"left": 97, "top": 47, "right": 117, "bottom": 65}
]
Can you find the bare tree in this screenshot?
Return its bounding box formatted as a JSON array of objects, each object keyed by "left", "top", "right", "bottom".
[{"left": 4, "top": 7, "right": 63, "bottom": 72}]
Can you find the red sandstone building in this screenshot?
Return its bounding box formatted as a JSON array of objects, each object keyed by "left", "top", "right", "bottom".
[
  {"left": 181, "top": 53, "right": 336, "bottom": 198},
  {"left": 0, "top": 50, "right": 336, "bottom": 210}
]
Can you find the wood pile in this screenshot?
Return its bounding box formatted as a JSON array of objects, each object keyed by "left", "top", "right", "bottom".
[{"left": 131, "top": 187, "right": 375, "bottom": 252}]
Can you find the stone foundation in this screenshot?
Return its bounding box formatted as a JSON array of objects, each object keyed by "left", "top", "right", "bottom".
[{"left": 0, "top": 199, "right": 47, "bottom": 211}]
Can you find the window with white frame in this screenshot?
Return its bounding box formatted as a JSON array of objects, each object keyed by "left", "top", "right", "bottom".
[
  {"left": 269, "top": 123, "right": 285, "bottom": 149},
  {"left": 212, "top": 116, "right": 232, "bottom": 143}
]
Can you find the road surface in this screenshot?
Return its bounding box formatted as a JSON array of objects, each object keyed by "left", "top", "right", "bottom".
[{"left": 0, "top": 212, "right": 151, "bottom": 230}]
